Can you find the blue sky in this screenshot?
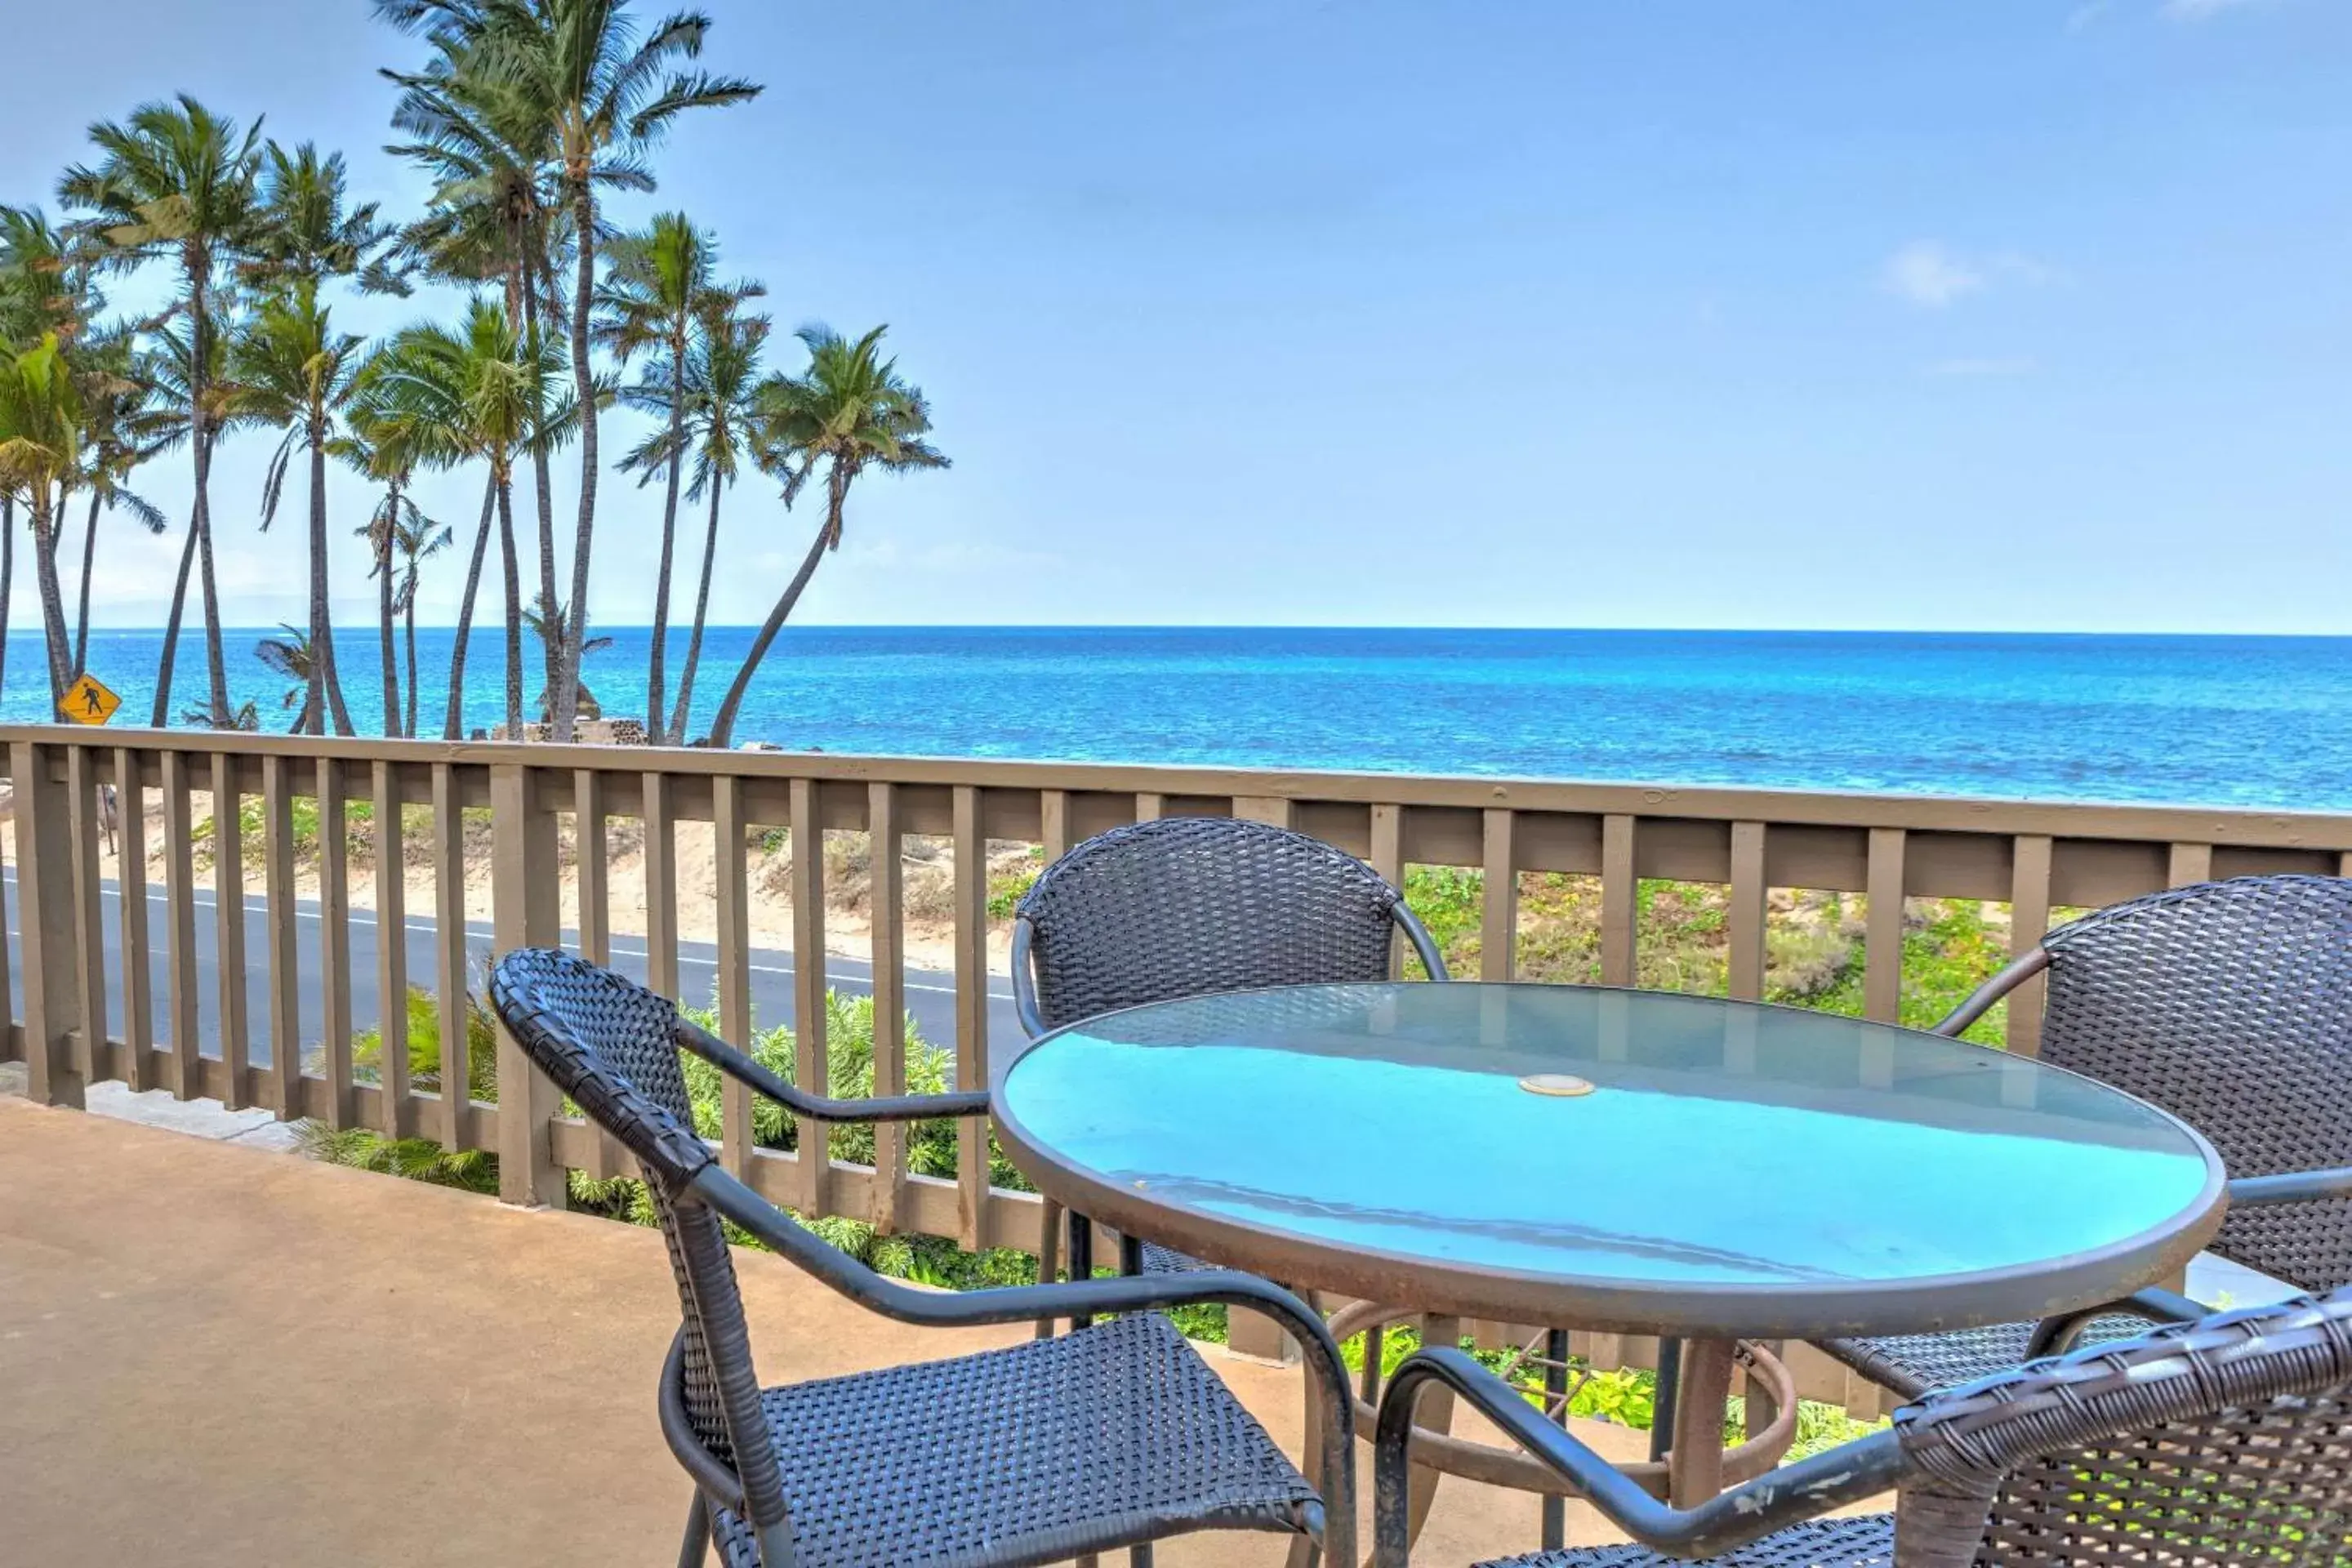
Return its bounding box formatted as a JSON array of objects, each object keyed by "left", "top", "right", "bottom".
[{"left": 2, "top": 0, "right": 2347, "bottom": 632}]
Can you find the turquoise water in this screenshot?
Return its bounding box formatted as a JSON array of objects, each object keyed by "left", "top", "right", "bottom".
[{"left": 24, "top": 626, "right": 2352, "bottom": 809}]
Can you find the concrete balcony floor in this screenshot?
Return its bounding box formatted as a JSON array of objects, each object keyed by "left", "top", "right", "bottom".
[{"left": 0, "top": 1096, "right": 1655, "bottom": 1566}]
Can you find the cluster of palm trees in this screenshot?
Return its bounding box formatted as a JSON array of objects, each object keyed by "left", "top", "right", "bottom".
[{"left": 0, "top": 0, "right": 948, "bottom": 748}]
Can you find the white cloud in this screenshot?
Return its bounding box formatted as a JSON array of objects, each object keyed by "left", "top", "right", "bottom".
[
  {"left": 2065, "top": 1, "right": 2110, "bottom": 31},
  {"left": 2162, "top": 0, "right": 2263, "bottom": 19},
  {"left": 1883, "top": 242, "right": 1985, "bottom": 308},
  {"left": 1882, "top": 243, "right": 2060, "bottom": 309},
  {"left": 1926, "top": 357, "right": 2039, "bottom": 377}
]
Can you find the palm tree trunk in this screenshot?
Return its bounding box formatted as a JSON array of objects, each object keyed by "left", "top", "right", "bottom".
[
  {"left": 403, "top": 586, "right": 420, "bottom": 741},
  {"left": 377, "top": 486, "right": 400, "bottom": 737},
  {"left": 33, "top": 490, "right": 76, "bottom": 711},
  {"left": 309, "top": 433, "right": 355, "bottom": 737},
  {"left": 196, "top": 437, "right": 231, "bottom": 727},
  {"left": 525, "top": 248, "right": 561, "bottom": 708},
  {"left": 1, "top": 494, "right": 14, "bottom": 706},
  {"left": 647, "top": 340, "right": 686, "bottom": 737},
  {"left": 72, "top": 487, "right": 100, "bottom": 677},
  {"left": 151, "top": 502, "right": 198, "bottom": 725},
  {"left": 190, "top": 270, "right": 231, "bottom": 728},
  {"left": 443, "top": 470, "right": 497, "bottom": 742},
  {"left": 666, "top": 474, "right": 724, "bottom": 744},
  {"left": 552, "top": 180, "right": 599, "bottom": 743},
  {"left": 706, "top": 486, "right": 841, "bottom": 750},
  {"left": 496, "top": 473, "right": 523, "bottom": 740}
]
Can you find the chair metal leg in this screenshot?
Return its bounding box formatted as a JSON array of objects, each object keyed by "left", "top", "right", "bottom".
[
  {"left": 1540, "top": 1327, "right": 1570, "bottom": 1549},
  {"left": 1650, "top": 1337, "right": 1682, "bottom": 1463},
  {"left": 675, "top": 1490, "right": 710, "bottom": 1568},
  {"left": 1068, "top": 1213, "right": 1095, "bottom": 1330},
  {"left": 1035, "top": 1196, "right": 1066, "bottom": 1339}
]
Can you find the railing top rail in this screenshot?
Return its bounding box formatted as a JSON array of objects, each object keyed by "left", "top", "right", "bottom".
[{"left": 4, "top": 723, "right": 2348, "bottom": 850}]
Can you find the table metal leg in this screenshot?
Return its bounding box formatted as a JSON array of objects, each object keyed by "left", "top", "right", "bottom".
[
  {"left": 1068, "top": 1214, "right": 1094, "bottom": 1330},
  {"left": 1540, "top": 1327, "right": 1570, "bottom": 1550},
  {"left": 1368, "top": 1312, "right": 1461, "bottom": 1568},
  {"left": 1650, "top": 1337, "right": 1682, "bottom": 1463},
  {"left": 1666, "top": 1338, "right": 1735, "bottom": 1507}
]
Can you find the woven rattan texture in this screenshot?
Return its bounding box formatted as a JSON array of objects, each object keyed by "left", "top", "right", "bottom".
[
  {"left": 1829, "top": 875, "right": 2352, "bottom": 1396},
  {"left": 702, "top": 1313, "right": 1316, "bottom": 1568},
  {"left": 1017, "top": 816, "right": 1407, "bottom": 1031},
  {"left": 1486, "top": 1293, "right": 2352, "bottom": 1568},
  {"left": 2034, "top": 875, "right": 2352, "bottom": 1291},
  {"left": 489, "top": 951, "right": 780, "bottom": 1514},
  {"left": 1477, "top": 1516, "right": 1893, "bottom": 1568}
]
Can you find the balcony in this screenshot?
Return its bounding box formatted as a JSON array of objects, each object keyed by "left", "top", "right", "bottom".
[{"left": 6, "top": 724, "right": 2346, "bottom": 1563}]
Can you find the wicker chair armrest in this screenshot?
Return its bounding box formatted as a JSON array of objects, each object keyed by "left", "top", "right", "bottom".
[
  {"left": 657, "top": 1326, "right": 751, "bottom": 1514},
  {"left": 1931, "top": 949, "right": 2049, "bottom": 1037},
  {"left": 675, "top": 1016, "right": 991, "bottom": 1123},
  {"left": 1009, "top": 917, "right": 1048, "bottom": 1037},
  {"left": 2230, "top": 1165, "right": 2352, "bottom": 1206},
  {"left": 1372, "top": 1347, "right": 1901, "bottom": 1566},
  {"left": 2023, "top": 1285, "right": 2206, "bottom": 1361},
  {"left": 685, "top": 1164, "right": 1359, "bottom": 1564}
]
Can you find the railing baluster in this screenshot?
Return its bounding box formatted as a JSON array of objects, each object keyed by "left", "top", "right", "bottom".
[
  {"left": 432, "top": 763, "right": 470, "bottom": 1148},
  {"left": 372, "top": 760, "right": 409, "bottom": 1138},
  {"left": 262, "top": 755, "right": 301, "bottom": 1118},
  {"left": 1864, "top": 827, "right": 1908, "bottom": 1025},
  {"left": 488, "top": 761, "right": 563, "bottom": 1206},
  {"left": 1481, "top": 807, "right": 1517, "bottom": 982},
  {"left": 641, "top": 771, "right": 678, "bottom": 1000},
  {"left": 67, "top": 746, "right": 108, "bottom": 1088},
  {"left": 1600, "top": 813, "right": 1637, "bottom": 986},
  {"left": 1727, "top": 820, "right": 1767, "bottom": 1002},
  {"left": 1040, "top": 786, "right": 1069, "bottom": 863},
  {"left": 12, "top": 739, "right": 82, "bottom": 1106},
  {"left": 207, "top": 751, "right": 247, "bottom": 1108},
  {"left": 162, "top": 751, "right": 201, "bottom": 1100},
  {"left": 2007, "top": 835, "right": 2055, "bottom": 1058},
  {"left": 868, "top": 781, "right": 906, "bottom": 1233},
  {"left": 1134, "top": 791, "right": 1163, "bottom": 822},
  {"left": 316, "top": 757, "right": 354, "bottom": 1128},
  {"left": 1370, "top": 802, "right": 1405, "bottom": 978},
  {"left": 0, "top": 751, "right": 13, "bottom": 1053},
  {"left": 2168, "top": 843, "right": 2212, "bottom": 887},
  {"left": 952, "top": 783, "right": 989, "bottom": 1250},
  {"left": 114, "top": 747, "right": 154, "bottom": 1091},
  {"left": 572, "top": 768, "right": 624, "bottom": 1178},
  {"left": 789, "top": 776, "right": 831, "bottom": 1217},
  {"left": 713, "top": 774, "right": 754, "bottom": 1180}
]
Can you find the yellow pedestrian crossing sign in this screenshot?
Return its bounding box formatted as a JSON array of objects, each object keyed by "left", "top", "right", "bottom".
[{"left": 60, "top": 672, "right": 122, "bottom": 726}]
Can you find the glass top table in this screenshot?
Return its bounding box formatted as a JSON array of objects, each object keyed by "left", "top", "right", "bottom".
[{"left": 991, "top": 982, "right": 2228, "bottom": 1339}]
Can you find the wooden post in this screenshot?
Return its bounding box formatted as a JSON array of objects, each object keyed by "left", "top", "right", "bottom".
[
  {"left": 208, "top": 751, "right": 249, "bottom": 1109},
  {"left": 262, "top": 755, "right": 301, "bottom": 1116},
  {"left": 789, "top": 776, "right": 831, "bottom": 1218},
  {"left": 490, "top": 762, "right": 564, "bottom": 1208},
  {"left": 12, "top": 740, "right": 84, "bottom": 1107},
  {"left": 868, "top": 781, "right": 906, "bottom": 1233},
  {"left": 316, "top": 756, "right": 354, "bottom": 1129},
  {"left": 1864, "top": 827, "right": 1908, "bottom": 1024},
  {"left": 2008, "top": 835, "right": 2055, "bottom": 1057},
  {"left": 372, "top": 760, "right": 410, "bottom": 1138},
  {"left": 112, "top": 748, "right": 154, "bottom": 1090},
  {"left": 1601, "top": 814, "right": 1637, "bottom": 986},
  {"left": 713, "top": 774, "right": 755, "bottom": 1180},
  {"left": 1726, "top": 821, "right": 1767, "bottom": 1001},
  {"left": 952, "top": 784, "right": 990, "bottom": 1249},
  {"left": 1481, "top": 808, "right": 1517, "bottom": 982}
]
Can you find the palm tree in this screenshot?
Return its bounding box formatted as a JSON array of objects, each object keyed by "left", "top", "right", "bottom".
[
  {"left": 139, "top": 314, "right": 240, "bottom": 724},
  {"left": 597, "top": 212, "right": 758, "bottom": 737},
  {"left": 519, "top": 597, "right": 610, "bottom": 722},
  {"left": 252, "top": 624, "right": 318, "bottom": 733},
  {"left": 391, "top": 510, "right": 455, "bottom": 738},
  {"left": 380, "top": 25, "right": 571, "bottom": 702},
  {"left": 60, "top": 95, "right": 265, "bottom": 728},
  {"left": 0, "top": 206, "right": 96, "bottom": 706},
  {"left": 379, "top": 0, "right": 760, "bottom": 740},
  {"left": 242, "top": 141, "right": 404, "bottom": 294},
  {"left": 0, "top": 334, "right": 87, "bottom": 706},
  {"left": 230, "top": 278, "right": 364, "bottom": 736},
  {"left": 70, "top": 327, "right": 172, "bottom": 677},
  {"left": 621, "top": 294, "right": 765, "bottom": 742},
  {"left": 368, "top": 298, "right": 565, "bottom": 738},
  {"left": 341, "top": 370, "right": 440, "bottom": 737},
  {"left": 706, "top": 325, "right": 948, "bottom": 749}
]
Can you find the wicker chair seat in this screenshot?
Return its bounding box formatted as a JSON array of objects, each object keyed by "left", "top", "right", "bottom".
[
  {"left": 703, "top": 1312, "right": 1319, "bottom": 1568},
  {"left": 1819, "top": 1312, "right": 2153, "bottom": 1400},
  {"left": 1479, "top": 1516, "right": 1893, "bottom": 1568}
]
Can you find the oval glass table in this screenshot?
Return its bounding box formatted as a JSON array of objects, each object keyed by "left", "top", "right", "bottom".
[{"left": 991, "top": 981, "right": 2228, "bottom": 1522}]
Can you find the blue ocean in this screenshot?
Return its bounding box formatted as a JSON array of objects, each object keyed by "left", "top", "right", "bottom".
[{"left": 21, "top": 626, "right": 2352, "bottom": 811}]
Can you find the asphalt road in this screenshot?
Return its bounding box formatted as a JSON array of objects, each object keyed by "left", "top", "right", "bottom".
[{"left": 2, "top": 869, "right": 1020, "bottom": 1076}]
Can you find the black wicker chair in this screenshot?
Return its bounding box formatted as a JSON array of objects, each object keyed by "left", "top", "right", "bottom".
[
  {"left": 1011, "top": 815, "right": 1449, "bottom": 1281},
  {"left": 1820, "top": 873, "right": 2352, "bottom": 1400},
  {"left": 488, "top": 947, "right": 1357, "bottom": 1568},
  {"left": 1375, "top": 1287, "right": 2352, "bottom": 1568}
]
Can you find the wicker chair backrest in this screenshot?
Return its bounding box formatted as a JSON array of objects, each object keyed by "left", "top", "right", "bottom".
[
  {"left": 1893, "top": 1288, "right": 2352, "bottom": 1568},
  {"left": 1017, "top": 816, "right": 1415, "bottom": 1031},
  {"left": 2036, "top": 874, "right": 2352, "bottom": 1290},
  {"left": 488, "top": 948, "right": 788, "bottom": 1533}
]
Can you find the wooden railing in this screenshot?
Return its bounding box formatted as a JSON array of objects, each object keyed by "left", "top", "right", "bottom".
[{"left": 7, "top": 726, "right": 2350, "bottom": 1408}]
